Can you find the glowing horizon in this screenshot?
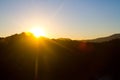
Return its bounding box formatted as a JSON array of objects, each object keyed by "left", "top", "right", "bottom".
[
  {"left": 28, "top": 27, "right": 46, "bottom": 38},
  {"left": 0, "top": 0, "right": 120, "bottom": 39}
]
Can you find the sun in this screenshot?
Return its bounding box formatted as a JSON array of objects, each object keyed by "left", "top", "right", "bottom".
[{"left": 29, "top": 27, "right": 46, "bottom": 38}]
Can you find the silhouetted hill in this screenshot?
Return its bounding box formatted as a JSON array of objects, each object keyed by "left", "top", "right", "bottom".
[
  {"left": 0, "top": 33, "right": 120, "bottom": 80},
  {"left": 86, "top": 33, "right": 120, "bottom": 42}
]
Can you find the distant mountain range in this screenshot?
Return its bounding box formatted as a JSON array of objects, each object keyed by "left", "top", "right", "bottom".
[
  {"left": 86, "top": 33, "right": 120, "bottom": 42},
  {"left": 0, "top": 33, "right": 120, "bottom": 43}
]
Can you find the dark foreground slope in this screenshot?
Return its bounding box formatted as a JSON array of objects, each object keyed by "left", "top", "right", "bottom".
[{"left": 0, "top": 33, "right": 120, "bottom": 80}]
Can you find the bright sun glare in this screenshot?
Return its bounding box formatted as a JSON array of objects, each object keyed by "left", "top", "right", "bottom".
[{"left": 29, "top": 27, "right": 46, "bottom": 38}]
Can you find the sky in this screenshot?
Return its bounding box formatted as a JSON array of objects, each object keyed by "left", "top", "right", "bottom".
[{"left": 0, "top": 0, "right": 120, "bottom": 39}]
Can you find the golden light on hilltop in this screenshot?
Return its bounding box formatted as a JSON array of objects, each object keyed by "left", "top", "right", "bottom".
[{"left": 29, "top": 27, "right": 46, "bottom": 38}]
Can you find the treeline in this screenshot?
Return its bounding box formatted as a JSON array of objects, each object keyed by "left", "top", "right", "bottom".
[{"left": 0, "top": 32, "right": 120, "bottom": 80}]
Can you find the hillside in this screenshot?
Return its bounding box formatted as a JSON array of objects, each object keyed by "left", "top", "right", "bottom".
[
  {"left": 0, "top": 33, "right": 120, "bottom": 80},
  {"left": 86, "top": 33, "right": 120, "bottom": 42}
]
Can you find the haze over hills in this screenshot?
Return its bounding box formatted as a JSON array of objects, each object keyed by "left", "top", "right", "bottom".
[
  {"left": 85, "top": 33, "right": 120, "bottom": 42},
  {"left": 1, "top": 33, "right": 120, "bottom": 43}
]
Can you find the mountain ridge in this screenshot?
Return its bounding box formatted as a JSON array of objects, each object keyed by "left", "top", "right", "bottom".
[
  {"left": 86, "top": 33, "right": 120, "bottom": 42},
  {"left": 0, "top": 33, "right": 120, "bottom": 42}
]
